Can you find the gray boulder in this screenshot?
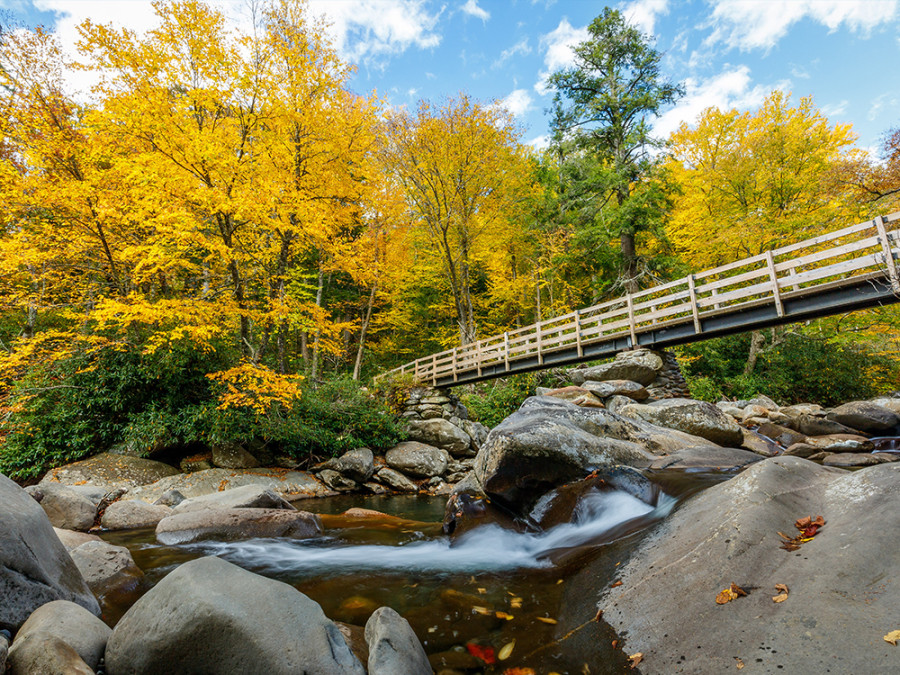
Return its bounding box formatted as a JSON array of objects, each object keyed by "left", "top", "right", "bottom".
[
  {"left": 570, "top": 349, "right": 663, "bottom": 386},
  {"left": 25, "top": 484, "right": 97, "bottom": 532},
  {"left": 619, "top": 398, "right": 743, "bottom": 447},
  {"left": 827, "top": 400, "right": 900, "bottom": 433},
  {"left": 40, "top": 452, "right": 179, "bottom": 489},
  {"left": 581, "top": 379, "right": 649, "bottom": 401},
  {"left": 105, "top": 556, "right": 364, "bottom": 675},
  {"left": 69, "top": 540, "right": 143, "bottom": 600},
  {"left": 7, "top": 634, "right": 93, "bottom": 675},
  {"left": 787, "top": 414, "right": 860, "bottom": 437},
  {"left": 823, "top": 453, "right": 884, "bottom": 467},
  {"left": 211, "top": 443, "right": 260, "bottom": 469},
  {"left": 374, "top": 468, "right": 419, "bottom": 493},
  {"left": 317, "top": 447, "right": 375, "bottom": 483},
  {"left": 0, "top": 633, "right": 6, "bottom": 672},
  {"left": 156, "top": 508, "right": 322, "bottom": 545},
  {"left": 172, "top": 484, "right": 295, "bottom": 515},
  {"left": 740, "top": 428, "right": 780, "bottom": 456},
  {"left": 53, "top": 528, "right": 102, "bottom": 551},
  {"left": 318, "top": 469, "right": 360, "bottom": 491},
  {"left": 101, "top": 500, "right": 173, "bottom": 530},
  {"left": 756, "top": 422, "right": 807, "bottom": 448},
  {"left": 386, "top": 441, "right": 450, "bottom": 478},
  {"left": 406, "top": 418, "right": 473, "bottom": 457},
  {"left": 365, "top": 606, "right": 430, "bottom": 675},
  {"left": 11, "top": 600, "right": 110, "bottom": 671},
  {"left": 0, "top": 473, "right": 100, "bottom": 631},
  {"left": 460, "top": 419, "right": 490, "bottom": 450},
  {"left": 586, "top": 457, "right": 900, "bottom": 674},
  {"left": 648, "top": 445, "right": 763, "bottom": 470}
]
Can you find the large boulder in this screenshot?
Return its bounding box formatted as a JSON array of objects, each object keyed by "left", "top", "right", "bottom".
[
  {"left": 10, "top": 600, "right": 110, "bottom": 671},
  {"left": 101, "top": 500, "right": 173, "bottom": 530},
  {"left": 69, "top": 540, "right": 144, "bottom": 602},
  {"left": 374, "top": 467, "right": 419, "bottom": 493},
  {"left": 25, "top": 484, "right": 97, "bottom": 531},
  {"left": 406, "top": 418, "right": 473, "bottom": 457},
  {"left": 316, "top": 448, "right": 375, "bottom": 483},
  {"left": 0, "top": 473, "right": 100, "bottom": 631},
  {"left": 7, "top": 634, "right": 93, "bottom": 675},
  {"left": 53, "top": 528, "right": 102, "bottom": 551},
  {"left": 583, "top": 457, "right": 900, "bottom": 674},
  {"left": 172, "top": 484, "right": 295, "bottom": 514},
  {"left": 826, "top": 400, "right": 900, "bottom": 433},
  {"left": 40, "top": 453, "right": 179, "bottom": 489},
  {"left": 619, "top": 398, "right": 744, "bottom": 447},
  {"left": 786, "top": 414, "right": 860, "bottom": 437},
  {"left": 211, "top": 443, "right": 260, "bottom": 469},
  {"left": 471, "top": 396, "right": 711, "bottom": 513},
  {"left": 581, "top": 379, "right": 649, "bottom": 401},
  {"left": 570, "top": 349, "right": 664, "bottom": 386},
  {"left": 105, "top": 556, "right": 365, "bottom": 675},
  {"left": 155, "top": 508, "right": 322, "bottom": 545},
  {"left": 365, "top": 607, "right": 430, "bottom": 675},
  {"left": 385, "top": 441, "right": 450, "bottom": 478}
]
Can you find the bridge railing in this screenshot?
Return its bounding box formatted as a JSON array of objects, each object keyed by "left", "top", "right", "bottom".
[{"left": 377, "top": 212, "right": 900, "bottom": 385}]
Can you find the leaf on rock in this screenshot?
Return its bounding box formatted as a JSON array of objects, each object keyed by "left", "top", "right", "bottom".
[
  {"left": 716, "top": 583, "right": 748, "bottom": 605},
  {"left": 773, "top": 583, "right": 789, "bottom": 603},
  {"left": 884, "top": 630, "right": 900, "bottom": 646},
  {"left": 498, "top": 640, "right": 515, "bottom": 661},
  {"left": 628, "top": 652, "right": 643, "bottom": 669},
  {"left": 736, "top": 657, "right": 745, "bottom": 669},
  {"left": 611, "top": 580, "right": 623, "bottom": 588}
]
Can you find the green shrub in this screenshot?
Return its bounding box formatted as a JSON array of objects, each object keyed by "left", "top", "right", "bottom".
[{"left": 461, "top": 373, "right": 548, "bottom": 428}]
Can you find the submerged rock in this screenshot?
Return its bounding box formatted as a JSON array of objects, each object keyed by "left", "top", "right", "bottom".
[{"left": 105, "top": 556, "right": 364, "bottom": 675}]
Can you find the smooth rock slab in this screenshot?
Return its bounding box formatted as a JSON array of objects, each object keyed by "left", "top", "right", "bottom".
[
  {"left": 155, "top": 508, "right": 322, "bottom": 545},
  {"left": 53, "top": 527, "right": 102, "bottom": 551},
  {"left": 101, "top": 500, "right": 173, "bottom": 530},
  {"left": 40, "top": 453, "right": 180, "bottom": 489},
  {"left": 822, "top": 452, "right": 885, "bottom": 467},
  {"left": 11, "top": 600, "right": 110, "bottom": 671},
  {"left": 0, "top": 473, "right": 100, "bottom": 631},
  {"left": 386, "top": 441, "right": 450, "bottom": 478},
  {"left": 648, "top": 445, "right": 763, "bottom": 470},
  {"left": 105, "top": 556, "right": 364, "bottom": 675},
  {"left": 827, "top": 400, "right": 900, "bottom": 433},
  {"left": 171, "top": 484, "right": 295, "bottom": 514},
  {"left": 365, "top": 607, "right": 430, "bottom": 675}
]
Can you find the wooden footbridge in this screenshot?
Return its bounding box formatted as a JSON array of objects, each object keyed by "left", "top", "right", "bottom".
[{"left": 378, "top": 213, "right": 900, "bottom": 388}]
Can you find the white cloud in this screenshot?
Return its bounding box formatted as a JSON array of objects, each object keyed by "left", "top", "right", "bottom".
[
  {"left": 653, "top": 65, "right": 778, "bottom": 138},
  {"left": 527, "top": 134, "right": 550, "bottom": 150},
  {"left": 620, "top": 0, "right": 669, "bottom": 35},
  {"left": 498, "top": 88, "right": 533, "bottom": 118},
  {"left": 704, "top": 0, "right": 899, "bottom": 51},
  {"left": 821, "top": 100, "right": 849, "bottom": 118},
  {"left": 460, "top": 0, "right": 489, "bottom": 22},
  {"left": 534, "top": 18, "right": 589, "bottom": 95},
  {"left": 493, "top": 37, "right": 531, "bottom": 68}
]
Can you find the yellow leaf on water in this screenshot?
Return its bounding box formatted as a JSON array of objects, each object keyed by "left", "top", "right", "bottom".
[
  {"left": 498, "top": 639, "right": 515, "bottom": 661},
  {"left": 471, "top": 606, "right": 491, "bottom": 615},
  {"left": 495, "top": 611, "right": 514, "bottom": 620},
  {"left": 885, "top": 630, "right": 900, "bottom": 645},
  {"left": 536, "top": 616, "right": 558, "bottom": 625}
]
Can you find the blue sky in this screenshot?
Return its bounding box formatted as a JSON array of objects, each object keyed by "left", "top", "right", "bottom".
[{"left": 3, "top": 0, "right": 899, "bottom": 153}]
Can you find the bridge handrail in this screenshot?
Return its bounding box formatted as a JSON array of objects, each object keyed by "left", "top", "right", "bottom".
[{"left": 375, "top": 212, "right": 900, "bottom": 385}]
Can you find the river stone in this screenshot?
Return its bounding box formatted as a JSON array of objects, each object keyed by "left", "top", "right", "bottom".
[
  {"left": 0, "top": 473, "right": 100, "bottom": 631},
  {"left": 40, "top": 453, "right": 180, "bottom": 489},
  {"left": 374, "top": 467, "right": 419, "bottom": 493},
  {"left": 319, "top": 447, "right": 375, "bottom": 483},
  {"left": 869, "top": 397, "right": 900, "bottom": 414},
  {"left": 155, "top": 508, "right": 323, "bottom": 545},
  {"left": 823, "top": 452, "right": 885, "bottom": 467},
  {"left": 579, "top": 457, "right": 900, "bottom": 674},
  {"left": 570, "top": 350, "right": 664, "bottom": 386},
  {"left": 7, "top": 634, "right": 93, "bottom": 675},
  {"left": 105, "top": 556, "right": 364, "bottom": 675},
  {"left": 101, "top": 500, "right": 173, "bottom": 530},
  {"left": 211, "top": 443, "right": 260, "bottom": 469},
  {"left": 365, "top": 607, "right": 430, "bottom": 675},
  {"left": 826, "top": 400, "right": 900, "bottom": 433},
  {"left": 53, "top": 528, "right": 102, "bottom": 551},
  {"left": 582, "top": 379, "right": 649, "bottom": 401},
  {"left": 69, "top": 540, "right": 144, "bottom": 600},
  {"left": 648, "top": 445, "right": 763, "bottom": 470},
  {"left": 460, "top": 419, "right": 489, "bottom": 450},
  {"left": 619, "top": 398, "right": 743, "bottom": 447},
  {"left": 125, "top": 467, "right": 334, "bottom": 503},
  {"left": 386, "top": 441, "right": 450, "bottom": 478},
  {"left": 318, "top": 469, "right": 360, "bottom": 491},
  {"left": 756, "top": 422, "right": 807, "bottom": 448},
  {"left": 11, "top": 600, "right": 110, "bottom": 671},
  {"left": 25, "top": 484, "right": 97, "bottom": 531},
  {"left": 740, "top": 428, "right": 780, "bottom": 456},
  {"left": 543, "top": 386, "right": 601, "bottom": 404},
  {"left": 153, "top": 489, "right": 186, "bottom": 507},
  {"left": 406, "top": 418, "right": 473, "bottom": 456},
  {"left": 802, "top": 433, "right": 874, "bottom": 453},
  {"left": 471, "top": 396, "right": 711, "bottom": 513},
  {"left": 172, "top": 484, "right": 295, "bottom": 514},
  {"left": 788, "top": 413, "right": 861, "bottom": 437}
]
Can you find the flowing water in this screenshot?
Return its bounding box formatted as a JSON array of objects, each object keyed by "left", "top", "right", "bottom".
[{"left": 101, "top": 471, "right": 730, "bottom": 674}]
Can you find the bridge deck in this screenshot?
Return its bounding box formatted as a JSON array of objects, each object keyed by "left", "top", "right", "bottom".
[{"left": 378, "top": 213, "right": 900, "bottom": 387}]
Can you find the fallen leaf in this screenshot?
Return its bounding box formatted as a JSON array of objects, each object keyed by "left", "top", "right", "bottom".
[
  {"left": 498, "top": 639, "right": 515, "bottom": 661},
  {"left": 536, "top": 616, "right": 558, "bottom": 625},
  {"left": 611, "top": 580, "right": 623, "bottom": 588},
  {"left": 775, "top": 583, "right": 789, "bottom": 593},
  {"left": 795, "top": 516, "right": 811, "bottom": 529},
  {"left": 773, "top": 583, "right": 790, "bottom": 603},
  {"left": 885, "top": 630, "right": 900, "bottom": 646},
  {"left": 611, "top": 640, "right": 619, "bottom": 649},
  {"left": 593, "top": 608, "right": 604, "bottom": 622},
  {"left": 773, "top": 592, "right": 789, "bottom": 603},
  {"left": 471, "top": 606, "right": 491, "bottom": 616},
  {"left": 477, "top": 587, "right": 487, "bottom": 594},
  {"left": 465, "top": 643, "right": 496, "bottom": 664},
  {"left": 628, "top": 653, "right": 643, "bottom": 669},
  {"left": 510, "top": 596, "right": 523, "bottom": 609},
  {"left": 502, "top": 669, "right": 534, "bottom": 675},
  {"left": 495, "top": 611, "right": 514, "bottom": 621},
  {"left": 716, "top": 583, "right": 748, "bottom": 605},
  {"left": 736, "top": 657, "right": 745, "bottom": 669}
]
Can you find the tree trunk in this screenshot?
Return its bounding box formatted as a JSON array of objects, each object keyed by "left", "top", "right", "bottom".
[
  {"left": 620, "top": 230, "right": 639, "bottom": 294},
  {"left": 310, "top": 263, "right": 324, "bottom": 381},
  {"left": 353, "top": 283, "right": 377, "bottom": 381},
  {"left": 743, "top": 330, "right": 766, "bottom": 376}
]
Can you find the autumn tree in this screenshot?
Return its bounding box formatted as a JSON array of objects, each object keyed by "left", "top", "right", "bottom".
[{"left": 546, "top": 7, "right": 682, "bottom": 293}]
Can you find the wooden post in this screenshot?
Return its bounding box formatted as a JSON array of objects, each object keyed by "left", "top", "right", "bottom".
[
  {"left": 765, "top": 250, "right": 784, "bottom": 317},
  {"left": 476, "top": 341, "right": 482, "bottom": 377},
  {"left": 711, "top": 288, "right": 721, "bottom": 310},
  {"left": 574, "top": 310, "right": 583, "bottom": 357},
  {"left": 875, "top": 215, "right": 900, "bottom": 293},
  {"left": 686, "top": 274, "right": 702, "bottom": 334},
  {"left": 536, "top": 322, "right": 544, "bottom": 365},
  {"left": 504, "top": 333, "right": 510, "bottom": 371},
  {"left": 626, "top": 295, "right": 638, "bottom": 348},
  {"left": 431, "top": 353, "right": 437, "bottom": 385},
  {"left": 789, "top": 267, "right": 800, "bottom": 292},
  {"left": 413, "top": 358, "right": 421, "bottom": 380}
]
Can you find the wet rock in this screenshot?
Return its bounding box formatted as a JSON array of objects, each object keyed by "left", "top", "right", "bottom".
[
  {"left": 318, "top": 469, "right": 360, "bottom": 491},
  {"left": 365, "top": 606, "right": 430, "bottom": 675},
  {"left": 363, "top": 481, "right": 389, "bottom": 495},
  {"left": 740, "top": 428, "right": 780, "bottom": 456},
  {"left": 406, "top": 418, "right": 473, "bottom": 457},
  {"left": 788, "top": 414, "right": 861, "bottom": 437},
  {"left": 827, "top": 400, "right": 900, "bottom": 433},
  {"left": 374, "top": 467, "right": 419, "bottom": 493},
  {"left": 172, "top": 484, "right": 295, "bottom": 514},
  {"left": 619, "top": 398, "right": 743, "bottom": 447},
  {"left": 101, "top": 500, "right": 173, "bottom": 530},
  {"left": 648, "top": 445, "right": 763, "bottom": 470},
  {"left": 69, "top": 540, "right": 144, "bottom": 600},
  {"left": 386, "top": 441, "right": 450, "bottom": 478},
  {"left": 316, "top": 447, "right": 375, "bottom": 483},
  {"left": 211, "top": 442, "right": 260, "bottom": 469},
  {"left": 25, "top": 484, "right": 98, "bottom": 532},
  {"left": 105, "top": 556, "right": 364, "bottom": 675},
  {"left": 822, "top": 453, "right": 885, "bottom": 467},
  {"left": 7, "top": 634, "right": 93, "bottom": 675},
  {"left": 756, "top": 422, "right": 807, "bottom": 448},
  {"left": 582, "top": 379, "right": 649, "bottom": 401},
  {"left": 591, "top": 457, "right": 900, "bottom": 674},
  {"left": 802, "top": 433, "right": 873, "bottom": 453},
  {"left": 156, "top": 508, "right": 322, "bottom": 545},
  {"left": 53, "top": 528, "right": 102, "bottom": 551},
  {"left": 335, "top": 622, "right": 369, "bottom": 669},
  {"left": 570, "top": 349, "right": 663, "bottom": 386},
  {"left": 40, "top": 452, "right": 179, "bottom": 489},
  {"left": 11, "top": 600, "right": 110, "bottom": 671},
  {"left": 0, "top": 473, "right": 100, "bottom": 631}
]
